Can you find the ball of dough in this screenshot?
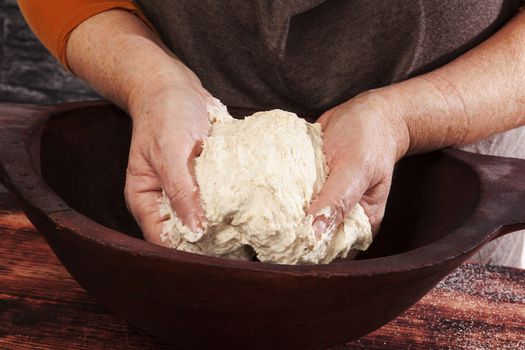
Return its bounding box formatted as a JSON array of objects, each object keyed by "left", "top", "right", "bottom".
[{"left": 159, "top": 99, "right": 372, "bottom": 264}]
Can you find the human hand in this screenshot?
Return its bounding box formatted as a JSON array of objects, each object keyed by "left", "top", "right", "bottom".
[
  {"left": 124, "top": 74, "right": 213, "bottom": 245},
  {"left": 307, "top": 92, "right": 410, "bottom": 236}
]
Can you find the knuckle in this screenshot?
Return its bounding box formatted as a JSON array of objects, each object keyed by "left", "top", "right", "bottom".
[
  {"left": 123, "top": 192, "right": 136, "bottom": 217},
  {"left": 165, "top": 182, "right": 192, "bottom": 205},
  {"left": 123, "top": 182, "right": 132, "bottom": 201},
  {"left": 123, "top": 172, "right": 135, "bottom": 201},
  {"left": 370, "top": 210, "right": 385, "bottom": 226},
  {"left": 363, "top": 203, "right": 386, "bottom": 233}
]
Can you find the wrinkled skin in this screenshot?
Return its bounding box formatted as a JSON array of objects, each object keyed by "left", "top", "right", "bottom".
[
  {"left": 307, "top": 92, "right": 409, "bottom": 237},
  {"left": 125, "top": 77, "right": 410, "bottom": 243},
  {"left": 124, "top": 79, "right": 213, "bottom": 245}
]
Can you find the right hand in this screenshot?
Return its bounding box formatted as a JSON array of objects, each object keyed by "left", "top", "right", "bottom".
[{"left": 124, "top": 74, "right": 212, "bottom": 245}]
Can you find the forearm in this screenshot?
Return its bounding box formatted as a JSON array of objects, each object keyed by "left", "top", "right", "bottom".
[
  {"left": 372, "top": 9, "right": 525, "bottom": 156},
  {"left": 66, "top": 10, "right": 201, "bottom": 116}
]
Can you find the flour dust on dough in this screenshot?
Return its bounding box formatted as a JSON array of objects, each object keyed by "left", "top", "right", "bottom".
[{"left": 159, "top": 99, "right": 372, "bottom": 264}]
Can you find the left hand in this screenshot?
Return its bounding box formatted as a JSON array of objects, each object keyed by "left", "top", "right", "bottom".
[{"left": 307, "top": 91, "right": 410, "bottom": 235}]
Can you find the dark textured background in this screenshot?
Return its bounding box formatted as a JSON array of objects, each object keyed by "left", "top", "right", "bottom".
[{"left": 0, "top": 0, "right": 98, "bottom": 103}]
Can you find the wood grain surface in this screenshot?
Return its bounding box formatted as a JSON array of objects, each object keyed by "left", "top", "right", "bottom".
[{"left": 0, "top": 187, "right": 523, "bottom": 350}]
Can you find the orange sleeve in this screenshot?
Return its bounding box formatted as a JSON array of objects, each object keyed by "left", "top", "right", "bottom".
[{"left": 18, "top": 0, "right": 157, "bottom": 69}]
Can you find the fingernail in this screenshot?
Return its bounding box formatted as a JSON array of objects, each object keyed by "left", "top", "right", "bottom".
[
  {"left": 313, "top": 218, "right": 327, "bottom": 240},
  {"left": 191, "top": 214, "right": 206, "bottom": 231},
  {"left": 190, "top": 214, "right": 204, "bottom": 230},
  {"left": 182, "top": 213, "right": 204, "bottom": 242}
]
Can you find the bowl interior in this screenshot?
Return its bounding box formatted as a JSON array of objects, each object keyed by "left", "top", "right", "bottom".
[{"left": 39, "top": 104, "right": 480, "bottom": 261}]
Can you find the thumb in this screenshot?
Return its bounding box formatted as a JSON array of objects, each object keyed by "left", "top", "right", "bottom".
[{"left": 306, "top": 160, "right": 368, "bottom": 238}]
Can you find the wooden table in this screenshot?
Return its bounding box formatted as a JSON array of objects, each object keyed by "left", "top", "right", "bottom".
[{"left": 0, "top": 187, "right": 523, "bottom": 350}]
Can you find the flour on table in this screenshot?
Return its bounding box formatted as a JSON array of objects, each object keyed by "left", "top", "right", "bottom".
[{"left": 159, "top": 99, "right": 372, "bottom": 264}]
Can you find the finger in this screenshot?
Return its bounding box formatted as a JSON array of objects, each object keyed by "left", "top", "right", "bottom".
[
  {"left": 306, "top": 159, "right": 369, "bottom": 238},
  {"left": 124, "top": 172, "right": 171, "bottom": 247},
  {"left": 155, "top": 141, "right": 206, "bottom": 239},
  {"left": 359, "top": 177, "right": 392, "bottom": 235}
]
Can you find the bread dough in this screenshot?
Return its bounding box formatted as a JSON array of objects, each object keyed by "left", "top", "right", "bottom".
[{"left": 159, "top": 99, "right": 372, "bottom": 264}]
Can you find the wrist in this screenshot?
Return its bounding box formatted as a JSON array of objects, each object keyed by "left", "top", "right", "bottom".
[
  {"left": 127, "top": 61, "right": 206, "bottom": 120},
  {"left": 104, "top": 31, "right": 205, "bottom": 117},
  {"left": 353, "top": 90, "right": 411, "bottom": 161}
]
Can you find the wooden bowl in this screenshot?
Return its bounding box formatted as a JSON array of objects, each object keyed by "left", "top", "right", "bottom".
[{"left": 1, "top": 101, "right": 524, "bottom": 350}]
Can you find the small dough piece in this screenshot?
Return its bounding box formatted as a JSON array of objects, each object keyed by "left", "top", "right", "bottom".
[{"left": 159, "top": 99, "right": 372, "bottom": 264}]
